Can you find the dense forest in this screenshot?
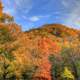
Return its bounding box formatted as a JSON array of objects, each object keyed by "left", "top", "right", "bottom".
[
  {"left": 0, "top": 21, "right": 80, "bottom": 80},
  {"left": 0, "top": 1, "right": 80, "bottom": 80}
]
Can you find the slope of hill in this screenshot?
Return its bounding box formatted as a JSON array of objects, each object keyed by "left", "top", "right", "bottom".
[{"left": 0, "top": 23, "right": 80, "bottom": 80}]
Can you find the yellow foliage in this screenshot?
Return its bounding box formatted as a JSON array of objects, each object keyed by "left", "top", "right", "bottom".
[{"left": 62, "top": 67, "right": 74, "bottom": 80}]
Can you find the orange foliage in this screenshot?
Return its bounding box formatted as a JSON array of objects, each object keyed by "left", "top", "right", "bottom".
[
  {"left": 33, "top": 37, "right": 61, "bottom": 80},
  {"left": 38, "top": 37, "right": 61, "bottom": 54}
]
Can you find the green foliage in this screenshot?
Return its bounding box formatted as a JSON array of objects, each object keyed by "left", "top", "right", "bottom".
[
  {"left": 0, "top": 59, "right": 38, "bottom": 80},
  {"left": 49, "top": 55, "right": 63, "bottom": 80},
  {"left": 0, "top": 27, "right": 12, "bottom": 44},
  {"left": 0, "top": 47, "right": 15, "bottom": 79},
  {"left": 21, "top": 66, "right": 38, "bottom": 80},
  {"left": 0, "top": 61, "right": 16, "bottom": 80},
  {"left": 50, "top": 28, "right": 61, "bottom": 37},
  {"left": 0, "top": 17, "right": 5, "bottom": 22},
  {"left": 49, "top": 47, "right": 80, "bottom": 80},
  {"left": 0, "top": 48, "right": 15, "bottom": 61},
  {"left": 61, "top": 47, "right": 80, "bottom": 80},
  {"left": 0, "top": 14, "right": 14, "bottom": 23},
  {"left": 7, "top": 16, "right": 14, "bottom": 22}
]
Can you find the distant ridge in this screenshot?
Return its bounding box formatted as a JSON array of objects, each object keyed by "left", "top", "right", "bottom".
[{"left": 25, "top": 24, "right": 80, "bottom": 39}]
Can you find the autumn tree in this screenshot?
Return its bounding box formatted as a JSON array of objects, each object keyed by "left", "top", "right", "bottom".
[
  {"left": 61, "top": 67, "right": 74, "bottom": 80},
  {"left": 61, "top": 47, "right": 80, "bottom": 80},
  {"left": 49, "top": 54, "right": 63, "bottom": 80}
]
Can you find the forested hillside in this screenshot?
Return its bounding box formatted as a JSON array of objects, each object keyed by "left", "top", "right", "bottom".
[
  {"left": 0, "top": 0, "right": 80, "bottom": 80},
  {"left": 0, "top": 22, "right": 80, "bottom": 80}
]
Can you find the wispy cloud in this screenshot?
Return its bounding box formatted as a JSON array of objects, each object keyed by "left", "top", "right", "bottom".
[
  {"left": 61, "top": 0, "right": 80, "bottom": 28},
  {"left": 3, "top": 0, "right": 33, "bottom": 16},
  {"left": 24, "top": 15, "right": 51, "bottom": 22},
  {"left": 15, "top": 0, "right": 33, "bottom": 14},
  {"left": 61, "top": 0, "right": 69, "bottom": 8}
]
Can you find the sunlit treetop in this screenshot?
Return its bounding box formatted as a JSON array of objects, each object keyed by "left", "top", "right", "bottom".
[
  {"left": 0, "top": 0, "right": 4, "bottom": 17},
  {"left": 0, "top": 0, "right": 14, "bottom": 23}
]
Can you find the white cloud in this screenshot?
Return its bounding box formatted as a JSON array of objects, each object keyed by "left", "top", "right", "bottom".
[
  {"left": 29, "top": 16, "right": 40, "bottom": 22},
  {"left": 29, "top": 15, "right": 51, "bottom": 22}
]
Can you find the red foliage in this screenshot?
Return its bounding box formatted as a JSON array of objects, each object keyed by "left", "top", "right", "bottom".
[
  {"left": 33, "top": 37, "right": 61, "bottom": 80},
  {"left": 38, "top": 37, "right": 61, "bottom": 54}
]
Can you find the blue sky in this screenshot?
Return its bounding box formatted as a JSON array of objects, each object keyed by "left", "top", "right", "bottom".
[{"left": 2, "top": 0, "right": 80, "bottom": 31}]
